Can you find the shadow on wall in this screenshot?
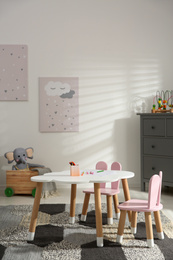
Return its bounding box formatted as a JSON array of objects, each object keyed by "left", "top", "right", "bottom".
[
  {"left": 0, "top": 56, "right": 164, "bottom": 188},
  {"left": 113, "top": 115, "right": 141, "bottom": 187},
  {"left": 60, "top": 56, "right": 162, "bottom": 173}
]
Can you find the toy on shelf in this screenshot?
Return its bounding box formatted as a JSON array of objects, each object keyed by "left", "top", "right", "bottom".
[
  {"left": 4, "top": 147, "right": 44, "bottom": 197},
  {"left": 152, "top": 90, "right": 173, "bottom": 113}
]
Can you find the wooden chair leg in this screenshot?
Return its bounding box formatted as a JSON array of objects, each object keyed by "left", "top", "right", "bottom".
[
  {"left": 121, "top": 179, "right": 132, "bottom": 223},
  {"left": 107, "top": 195, "right": 113, "bottom": 224},
  {"left": 113, "top": 194, "right": 120, "bottom": 219},
  {"left": 145, "top": 212, "right": 154, "bottom": 247},
  {"left": 154, "top": 211, "right": 164, "bottom": 239},
  {"left": 116, "top": 210, "right": 127, "bottom": 243},
  {"left": 131, "top": 211, "right": 137, "bottom": 234},
  {"left": 81, "top": 193, "right": 90, "bottom": 221}
]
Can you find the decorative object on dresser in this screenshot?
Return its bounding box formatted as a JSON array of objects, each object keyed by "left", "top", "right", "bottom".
[
  {"left": 152, "top": 90, "right": 173, "bottom": 113},
  {"left": 138, "top": 113, "right": 173, "bottom": 191}
]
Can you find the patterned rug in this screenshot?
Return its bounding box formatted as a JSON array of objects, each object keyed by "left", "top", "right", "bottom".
[{"left": 0, "top": 203, "right": 173, "bottom": 260}]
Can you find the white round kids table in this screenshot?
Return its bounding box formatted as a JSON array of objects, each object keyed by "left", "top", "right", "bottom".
[{"left": 28, "top": 169, "right": 134, "bottom": 247}]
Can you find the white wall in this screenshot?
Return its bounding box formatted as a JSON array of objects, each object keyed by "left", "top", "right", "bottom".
[{"left": 0, "top": 0, "right": 173, "bottom": 190}]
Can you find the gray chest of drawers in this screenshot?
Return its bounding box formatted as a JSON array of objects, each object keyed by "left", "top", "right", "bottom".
[{"left": 138, "top": 113, "right": 173, "bottom": 191}]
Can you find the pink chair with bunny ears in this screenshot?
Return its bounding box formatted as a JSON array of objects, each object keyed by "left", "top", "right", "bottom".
[
  {"left": 116, "top": 171, "right": 164, "bottom": 248},
  {"left": 81, "top": 161, "right": 122, "bottom": 224}
]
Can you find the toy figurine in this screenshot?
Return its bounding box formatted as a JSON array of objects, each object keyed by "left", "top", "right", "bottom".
[{"left": 4, "top": 147, "right": 44, "bottom": 170}]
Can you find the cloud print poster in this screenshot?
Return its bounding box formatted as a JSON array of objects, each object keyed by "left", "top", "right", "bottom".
[{"left": 39, "top": 77, "right": 79, "bottom": 132}]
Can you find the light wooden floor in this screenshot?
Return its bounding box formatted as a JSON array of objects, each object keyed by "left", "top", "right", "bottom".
[{"left": 0, "top": 185, "right": 173, "bottom": 222}]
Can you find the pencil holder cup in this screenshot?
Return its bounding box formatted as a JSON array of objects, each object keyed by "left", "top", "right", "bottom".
[{"left": 70, "top": 164, "right": 80, "bottom": 176}]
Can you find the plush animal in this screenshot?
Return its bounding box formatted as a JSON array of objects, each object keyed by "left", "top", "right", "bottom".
[{"left": 4, "top": 147, "right": 44, "bottom": 170}]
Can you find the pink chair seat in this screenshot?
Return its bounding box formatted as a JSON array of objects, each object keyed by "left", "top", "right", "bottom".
[
  {"left": 83, "top": 187, "right": 120, "bottom": 196},
  {"left": 118, "top": 199, "right": 163, "bottom": 212}
]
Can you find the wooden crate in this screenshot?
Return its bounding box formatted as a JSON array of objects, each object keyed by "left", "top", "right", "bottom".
[{"left": 6, "top": 170, "right": 38, "bottom": 195}]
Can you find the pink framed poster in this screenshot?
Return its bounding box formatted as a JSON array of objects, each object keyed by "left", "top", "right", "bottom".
[
  {"left": 39, "top": 77, "right": 79, "bottom": 132},
  {"left": 0, "top": 45, "right": 28, "bottom": 101}
]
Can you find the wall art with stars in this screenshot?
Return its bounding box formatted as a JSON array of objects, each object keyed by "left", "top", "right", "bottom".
[
  {"left": 0, "top": 45, "right": 28, "bottom": 101},
  {"left": 39, "top": 77, "right": 79, "bottom": 132}
]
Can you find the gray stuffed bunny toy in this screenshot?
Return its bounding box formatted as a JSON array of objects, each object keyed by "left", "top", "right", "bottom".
[{"left": 4, "top": 147, "right": 44, "bottom": 170}]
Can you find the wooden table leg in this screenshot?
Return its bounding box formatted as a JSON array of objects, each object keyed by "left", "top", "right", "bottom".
[
  {"left": 69, "top": 184, "right": 77, "bottom": 224},
  {"left": 94, "top": 183, "right": 103, "bottom": 247},
  {"left": 121, "top": 178, "right": 132, "bottom": 223},
  {"left": 28, "top": 182, "right": 43, "bottom": 241}
]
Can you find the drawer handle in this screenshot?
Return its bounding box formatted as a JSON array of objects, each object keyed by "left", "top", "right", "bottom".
[
  {"left": 151, "top": 145, "right": 155, "bottom": 148},
  {"left": 151, "top": 126, "right": 155, "bottom": 129},
  {"left": 152, "top": 167, "right": 155, "bottom": 170}
]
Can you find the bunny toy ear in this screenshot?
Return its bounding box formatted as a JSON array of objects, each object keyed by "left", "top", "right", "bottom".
[
  {"left": 4, "top": 152, "right": 14, "bottom": 164},
  {"left": 25, "top": 147, "right": 34, "bottom": 159}
]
